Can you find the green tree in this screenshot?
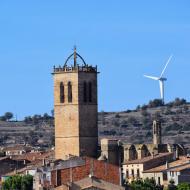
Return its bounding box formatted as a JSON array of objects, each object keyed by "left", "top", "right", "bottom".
[
  {"left": 32, "top": 114, "right": 42, "bottom": 124},
  {"left": 177, "top": 183, "right": 190, "bottom": 190},
  {"left": 24, "top": 116, "right": 33, "bottom": 123},
  {"left": 130, "top": 178, "right": 163, "bottom": 190},
  {"left": 136, "top": 105, "right": 141, "bottom": 110},
  {"left": 51, "top": 109, "right": 54, "bottom": 117},
  {"left": 21, "top": 175, "right": 33, "bottom": 190},
  {"left": 148, "top": 99, "right": 163, "bottom": 108},
  {"left": 0, "top": 116, "right": 6, "bottom": 121},
  {"left": 4, "top": 112, "right": 13, "bottom": 121},
  {"left": 43, "top": 113, "right": 50, "bottom": 121},
  {"left": 2, "top": 175, "right": 33, "bottom": 190},
  {"left": 168, "top": 179, "right": 176, "bottom": 190}
]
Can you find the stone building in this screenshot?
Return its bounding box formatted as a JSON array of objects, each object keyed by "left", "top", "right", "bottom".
[
  {"left": 53, "top": 47, "right": 98, "bottom": 160},
  {"left": 99, "top": 120, "right": 186, "bottom": 165},
  {"left": 122, "top": 120, "right": 186, "bottom": 163}
]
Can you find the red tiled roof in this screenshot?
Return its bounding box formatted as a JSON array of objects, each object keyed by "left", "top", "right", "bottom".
[
  {"left": 4, "top": 145, "right": 32, "bottom": 152},
  {"left": 12, "top": 150, "right": 54, "bottom": 162},
  {"left": 124, "top": 153, "right": 173, "bottom": 164},
  {"left": 143, "top": 157, "right": 190, "bottom": 173}
]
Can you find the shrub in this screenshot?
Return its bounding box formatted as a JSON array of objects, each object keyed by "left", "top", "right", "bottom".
[
  {"left": 148, "top": 99, "right": 163, "bottom": 108},
  {"left": 165, "top": 123, "right": 182, "bottom": 132},
  {"left": 115, "top": 114, "right": 120, "bottom": 118}
]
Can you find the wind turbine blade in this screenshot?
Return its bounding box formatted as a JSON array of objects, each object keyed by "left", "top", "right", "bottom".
[
  {"left": 144, "top": 75, "right": 159, "bottom": 80},
  {"left": 160, "top": 55, "right": 173, "bottom": 78}
]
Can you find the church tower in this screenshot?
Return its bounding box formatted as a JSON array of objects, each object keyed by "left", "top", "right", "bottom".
[
  {"left": 53, "top": 47, "right": 98, "bottom": 160},
  {"left": 153, "top": 120, "right": 162, "bottom": 145}
]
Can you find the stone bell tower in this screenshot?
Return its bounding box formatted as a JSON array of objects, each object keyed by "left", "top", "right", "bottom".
[
  {"left": 53, "top": 47, "right": 98, "bottom": 160},
  {"left": 153, "top": 120, "right": 162, "bottom": 145}
]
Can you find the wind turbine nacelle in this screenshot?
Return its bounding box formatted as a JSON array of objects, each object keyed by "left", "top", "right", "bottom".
[{"left": 160, "top": 77, "right": 167, "bottom": 81}]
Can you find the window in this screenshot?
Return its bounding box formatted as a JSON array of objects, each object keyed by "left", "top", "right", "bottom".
[
  {"left": 57, "top": 170, "right": 61, "bottom": 186},
  {"left": 68, "top": 81, "right": 72, "bottom": 103},
  {"left": 88, "top": 82, "right": 92, "bottom": 102},
  {"left": 126, "top": 170, "right": 129, "bottom": 178},
  {"left": 131, "top": 169, "right": 134, "bottom": 177},
  {"left": 83, "top": 81, "right": 87, "bottom": 102},
  {"left": 158, "top": 177, "right": 161, "bottom": 185},
  {"left": 137, "top": 169, "right": 140, "bottom": 178},
  {"left": 60, "top": 82, "right": 64, "bottom": 103},
  {"left": 163, "top": 173, "right": 167, "bottom": 180}
]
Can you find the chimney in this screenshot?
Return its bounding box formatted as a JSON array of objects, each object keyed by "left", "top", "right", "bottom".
[
  {"left": 175, "top": 148, "right": 179, "bottom": 159},
  {"left": 152, "top": 152, "right": 155, "bottom": 158},
  {"left": 42, "top": 159, "right": 45, "bottom": 166},
  {"left": 166, "top": 161, "right": 169, "bottom": 169},
  {"left": 50, "top": 162, "right": 55, "bottom": 168}
]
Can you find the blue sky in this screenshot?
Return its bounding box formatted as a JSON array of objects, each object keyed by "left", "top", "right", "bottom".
[{"left": 0, "top": 1, "right": 189, "bottom": 119}]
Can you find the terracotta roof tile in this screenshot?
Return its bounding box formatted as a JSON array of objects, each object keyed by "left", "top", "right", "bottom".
[
  {"left": 143, "top": 157, "right": 190, "bottom": 173},
  {"left": 124, "top": 153, "right": 173, "bottom": 164}
]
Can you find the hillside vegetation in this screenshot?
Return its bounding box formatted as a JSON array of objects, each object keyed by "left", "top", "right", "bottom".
[
  {"left": 98, "top": 98, "right": 190, "bottom": 150},
  {"left": 0, "top": 98, "right": 190, "bottom": 152}
]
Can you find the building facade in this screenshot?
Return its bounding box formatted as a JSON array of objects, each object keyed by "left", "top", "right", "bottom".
[
  {"left": 51, "top": 157, "right": 122, "bottom": 187},
  {"left": 53, "top": 48, "right": 98, "bottom": 160},
  {"left": 143, "top": 157, "right": 190, "bottom": 186},
  {"left": 122, "top": 152, "right": 174, "bottom": 183}
]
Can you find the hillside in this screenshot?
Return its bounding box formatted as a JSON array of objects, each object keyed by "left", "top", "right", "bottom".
[
  {"left": 0, "top": 99, "right": 190, "bottom": 151},
  {"left": 0, "top": 120, "right": 54, "bottom": 149},
  {"left": 98, "top": 101, "right": 190, "bottom": 151}
]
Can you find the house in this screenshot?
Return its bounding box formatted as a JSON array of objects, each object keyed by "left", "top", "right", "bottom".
[
  {"left": 143, "top": 156, "right": 190, "bottom": 186},
  {"left": 0, "top": 156, "right": 26, "bottom": 177},
  {"left": 167, "top": 162, "right": 190, "bottom": 185},
  {"left": 122, "top": 152, "right": 174, "bottom": 182},
  {"left": 3, "top": 145, "right": 32, "bottom": 156}
]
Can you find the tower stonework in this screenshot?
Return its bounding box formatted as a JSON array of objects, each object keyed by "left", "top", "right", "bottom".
[
  {"left": 153, "top": 120, "right": 162, "bottom": 145},
  {"left": 53, "top": 48, "right": 98, "bottom": 160}
]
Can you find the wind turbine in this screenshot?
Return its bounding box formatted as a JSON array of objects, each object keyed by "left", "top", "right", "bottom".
[{"left": 144, "top": 55, "right": 173, "bottom": 104}]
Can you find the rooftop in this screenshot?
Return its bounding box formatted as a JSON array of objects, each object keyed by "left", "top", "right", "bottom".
[
  {"left": 51, "top": 156, "right": 85, "bottom": 171},
  {"left": 124, "top": 152, "right": 173, "bottom": 164},
  {"left": 3, "top": 145, "right": 32, "bottom": 152},
  {"left": 12, "top": 150, "right": 54, "bottom": 162},
  {"left": 143, "top": 156, "right": 190, "bottom": 173}
]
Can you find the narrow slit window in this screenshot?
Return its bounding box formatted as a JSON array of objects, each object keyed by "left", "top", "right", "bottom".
[
  {"left": 83, "top": 82, "right": 87, "bottom": 102},
  {"left": 60, "top": 82, "right": 64, "bottom": 103},
  {"left": 68, "top": 81, "right": 72, "bottom": 103},
  {"left": 88, "top": 82, "right": 92, "bottom": 102}
]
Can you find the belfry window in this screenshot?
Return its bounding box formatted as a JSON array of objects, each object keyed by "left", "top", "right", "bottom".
[
  {"left": 88, "top": 82, "right": 92, "bottom": 102},
  {"left": 83, "top": 82, "right": 87, "bottom": 102},
  {"left": 68, "top": 81, "right": 72, "bottom": 103},
  {"left": 60, "top": 82, "right": 64, "bottom": 103}
]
